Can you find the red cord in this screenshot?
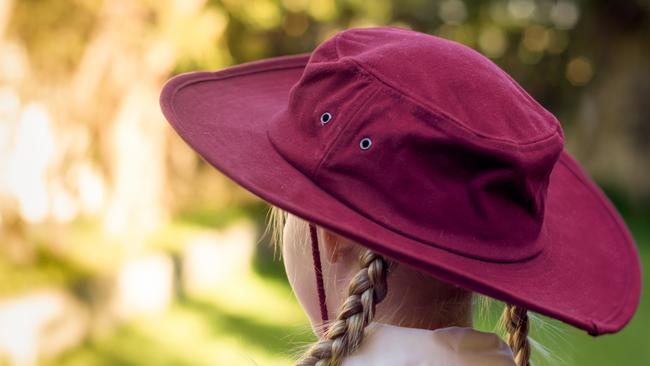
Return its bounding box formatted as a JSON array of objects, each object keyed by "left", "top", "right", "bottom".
[{"left": 309, "top": 223, "right": 329, "bottom": 326}]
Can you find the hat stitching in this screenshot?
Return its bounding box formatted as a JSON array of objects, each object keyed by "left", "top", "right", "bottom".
[
  {"left": 378, "top": 72, "right": 562, "bottom": 154},
  {"left": 333, "top": 30, "right": 342, "bottom": 60},
  {"left": 302, "top": 57, "right": 555, "bottom": 165},
  {"left": 339, "top": 56, "right": 562, "bottom": 149},
  {"left": 164, "top": 56, "right": 311, "bottom": 131},
  {"left": 169, "top": 55, "right": 310, "bottom": 97},
  {"left": 335, "top": 28, "right": 559, "bottom": 145}
]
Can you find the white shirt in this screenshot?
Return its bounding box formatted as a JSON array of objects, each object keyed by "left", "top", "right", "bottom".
[{"left": 342, "top": 322, "right": 517, "bottom": 366}]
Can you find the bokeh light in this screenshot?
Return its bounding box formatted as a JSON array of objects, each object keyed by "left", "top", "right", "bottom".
[{"left": 566, "top": 56, "right": 594, "bottom": 85}]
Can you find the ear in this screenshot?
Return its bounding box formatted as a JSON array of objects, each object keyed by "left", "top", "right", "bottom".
[{"left": 322, "top": 230, "right": 354, "bottom": 264}]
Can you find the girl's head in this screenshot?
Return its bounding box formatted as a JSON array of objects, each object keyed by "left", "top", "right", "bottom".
[{"left": 268, "top": 206, "right": 532, "bottom": 366}]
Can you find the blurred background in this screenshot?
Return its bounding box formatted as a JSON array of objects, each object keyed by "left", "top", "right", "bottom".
[{"left": 0, "top": 0, "right": 648, "bottom": 365}]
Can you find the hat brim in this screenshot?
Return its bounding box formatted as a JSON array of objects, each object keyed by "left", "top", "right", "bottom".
[{"left": 160, "top": 54, "right": 641, "bottom": 336}]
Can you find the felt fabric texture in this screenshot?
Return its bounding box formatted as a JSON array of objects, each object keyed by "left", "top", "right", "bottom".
[
  {"left": 341, "top": 323, "right": 516, "bottom": 366},
  {"left": 159, "top": 26, "right": 642, "bottom": 336}
]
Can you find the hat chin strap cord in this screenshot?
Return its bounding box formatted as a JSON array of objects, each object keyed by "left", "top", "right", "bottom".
[{"left": 309, "top": 223, "right": 329, "bottom": 328}]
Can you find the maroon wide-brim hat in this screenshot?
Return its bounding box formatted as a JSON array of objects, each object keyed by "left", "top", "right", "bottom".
[{"left": 160, "top": 26, "right": 642, "bottom": 335}]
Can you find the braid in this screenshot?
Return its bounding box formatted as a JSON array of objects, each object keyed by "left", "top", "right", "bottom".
[
  {"left": 296, "top": 249, "right": 390, "bottom": 366},
  {"left": 501, "top": 304, "right": 531, "bottom": 366}
]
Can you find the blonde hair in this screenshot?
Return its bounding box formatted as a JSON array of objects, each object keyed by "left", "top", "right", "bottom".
[
  {"left": 501, "top": 304, "right": 531, "bottom": 366},
  {"left": 267, "top": 205, "right": 532, "bottom": 366}
]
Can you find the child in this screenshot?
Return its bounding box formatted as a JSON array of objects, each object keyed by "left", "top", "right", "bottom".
[{"left": 160, "top": 26, "right": 642, "bottom": 366}]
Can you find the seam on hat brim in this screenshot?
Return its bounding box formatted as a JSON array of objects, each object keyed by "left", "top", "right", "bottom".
[
  {"left": 162, "top": 53, "right": 311, "bottom": 106},
  {"left": 558, "top": 154, "right": 639, "bottom": 335}
]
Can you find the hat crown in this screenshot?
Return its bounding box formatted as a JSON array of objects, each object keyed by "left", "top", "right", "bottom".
[
  {"left": 267, "top": 26, "right": 565, "bottom": 262},
  {"left": 329, "top": 27, "right": 562, "bottom": 144}
]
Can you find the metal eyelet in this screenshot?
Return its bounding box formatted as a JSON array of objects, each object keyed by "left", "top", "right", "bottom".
[
  {"left": 359, "top": 137, "right": 372, "bottom": 150},
  {"left": 320, "top": 112, "right": 332, "bottom": 124}
]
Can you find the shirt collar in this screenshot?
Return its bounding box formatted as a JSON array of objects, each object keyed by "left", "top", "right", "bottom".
[{"left": 342, "top": 322, "right": 516, "bottom": 366}]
